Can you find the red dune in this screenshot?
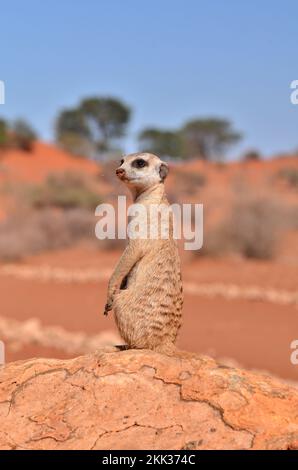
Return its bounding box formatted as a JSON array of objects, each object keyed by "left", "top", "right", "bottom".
[{"left": 0, "top": 141, "right": 101, "bottom": 183}]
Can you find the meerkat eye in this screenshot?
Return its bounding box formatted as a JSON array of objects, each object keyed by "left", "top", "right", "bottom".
[
  {"left": 132, "top": 158, "right": 147, "bottom": 169},
  {"left": 120, "top": 159, "right": 124, "bottom": 165}
]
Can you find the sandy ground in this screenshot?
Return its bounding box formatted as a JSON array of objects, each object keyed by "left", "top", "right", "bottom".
[
  {"left": 0, "top": 145, "right": 297, "bottom": 381},
  {"left": 0, "top": 244, "right": 297, "bottom": 381}
]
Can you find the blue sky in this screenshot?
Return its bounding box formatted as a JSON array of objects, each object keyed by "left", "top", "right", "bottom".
[{"left": 0, "top": 0, "right": 297, "bottom": 158}]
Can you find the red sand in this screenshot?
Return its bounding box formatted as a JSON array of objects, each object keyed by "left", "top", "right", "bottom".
[
  {"left": 0, "top": 245, "right": 297, "bottom": 381},
  {"left": 0, "top": 141, "right": 100, "bottom": 183}
]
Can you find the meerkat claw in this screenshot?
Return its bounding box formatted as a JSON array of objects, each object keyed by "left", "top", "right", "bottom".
[{"left": 104, "top": 302, "right": 112, "bottom": 315}]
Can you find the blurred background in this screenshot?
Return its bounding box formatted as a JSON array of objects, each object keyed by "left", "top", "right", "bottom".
[{"left": 0, "top": 1, "right": 297, "bottom": 382}]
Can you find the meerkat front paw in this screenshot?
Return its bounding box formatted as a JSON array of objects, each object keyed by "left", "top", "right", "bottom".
[{"left": 103, "top": 300, "right": 113, "bottom": 316}]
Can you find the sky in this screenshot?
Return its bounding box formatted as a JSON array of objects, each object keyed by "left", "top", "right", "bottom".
[{"left": 0, "top": 0, "right": 297, "bottom": 158}]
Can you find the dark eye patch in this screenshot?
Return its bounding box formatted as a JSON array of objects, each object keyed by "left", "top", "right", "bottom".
[
  {"left": 120, "top": 158, "right": 124, "bottom": 165},
  {"left": 132, "top": 158, "right": 148, "bottom": 169}
]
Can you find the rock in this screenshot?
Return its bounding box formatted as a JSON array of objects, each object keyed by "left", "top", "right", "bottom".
[{"left": 0, "top": 349, "right": 297, "bottom": 450}]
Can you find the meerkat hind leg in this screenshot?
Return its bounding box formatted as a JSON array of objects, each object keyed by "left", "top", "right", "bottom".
[{"left": 152, "top": 342, "right": 177, "bottom": 356}]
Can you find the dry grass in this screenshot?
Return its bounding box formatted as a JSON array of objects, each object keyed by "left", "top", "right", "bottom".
[
  {"left": 277, "top": 167, "right": 298, "bottom": 189},
  {"left": 173, "top": 169, "right": 207, "bottom": 196},
  {"left": 201, "top": 196, "right": 286, "bottom": 260},
  {"left": 0, "top": 208, "right": 96, "bottom": 261},
  {"left": 28, "top": 172, "right": 101, "bottom": 210}
]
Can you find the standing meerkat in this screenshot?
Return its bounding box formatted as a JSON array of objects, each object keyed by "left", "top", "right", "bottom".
[{"left": 103, "top": 152, "right": 183, "bottom": 354}]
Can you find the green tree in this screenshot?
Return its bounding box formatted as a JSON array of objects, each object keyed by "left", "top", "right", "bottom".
[
  {"left": 138, "top": 128, "right": 182, "bottom": 158},
  {"left": 11, "top": 119, "right": 37, "bottom": 151},
  {"left": 181, "top": 118, "right": 242, "bottom": 160},
  {"left": 56, "top": 97, "right": 131, "bottom": 158},
  {"left": 56, "top": 109, "right": 92, "bottom": 157},
  {"left": 0, "top": 119, "right": 8, "bottom": 148},
  {"left": 79, "top": 97, "right": 131, "bottom": 152}
]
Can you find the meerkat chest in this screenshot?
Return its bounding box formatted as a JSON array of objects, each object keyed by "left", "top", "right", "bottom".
[
  {"left": 133, "top": 241, "right": 179, "bottom": 283},
  {"left": 128, "top": 199, "right": 173, "bottom": 240}
]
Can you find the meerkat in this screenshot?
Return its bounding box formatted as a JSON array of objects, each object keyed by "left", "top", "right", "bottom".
[{"left": 103, "top": 152, "right": 183, "bottom": 354}]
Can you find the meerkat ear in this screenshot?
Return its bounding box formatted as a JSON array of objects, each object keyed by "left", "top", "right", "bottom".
[{"left": 159, "top": 162, "right": 169, "bottom": 181}]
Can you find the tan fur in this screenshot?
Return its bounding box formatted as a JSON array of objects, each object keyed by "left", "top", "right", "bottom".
[{"left": 104, "top": 152, "right": 183, "bottom": 353}]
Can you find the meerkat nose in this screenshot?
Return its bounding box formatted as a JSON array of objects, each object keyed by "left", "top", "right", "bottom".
[{"left": 116, "top": 168, "right": 125, "bottom": 176}]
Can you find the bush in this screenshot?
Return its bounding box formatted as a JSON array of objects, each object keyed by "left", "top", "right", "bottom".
[
  {"left": 278, "top": 167, "right": 298, "bottom": 189},
  {"left": 57, "top": 132, "right": 95, "bottom": 158},
  {"left": 174, "top": 170, "right": 206, "bottom": 195},
  {"left": 243, "top": 150, "right": 261, "bottom": 161},
  {"left": 29, "top": 172, "right": 101, "bottom": 210},
  {"left": 11, "top": 119, "right": 37, "bottom": 151},
  {"left": 201, "top": 197, "right": 284, "bottom": 260},
  {"left": 0, "top": 118, "right": 37, "bottom": 151},
  {"left": 0, "top": 208, "right": 95, "bottom": 261},
  {"left": 0, "top": 119, "right": 8, "bottom": 148}
]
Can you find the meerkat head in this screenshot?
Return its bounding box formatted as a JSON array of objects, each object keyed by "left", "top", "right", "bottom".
[{"left": 115, "top": 152, "right": 169, "bottom": 192}]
